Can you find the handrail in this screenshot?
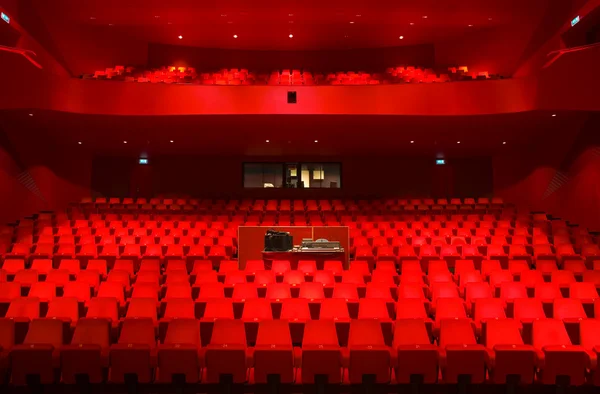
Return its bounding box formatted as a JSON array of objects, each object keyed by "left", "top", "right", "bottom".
[
  {"left": 543, "top": 42, "right": 600, "bottom": 69},
  {"left": 0, "top": 44, "right": 42, "bottom": 69}
]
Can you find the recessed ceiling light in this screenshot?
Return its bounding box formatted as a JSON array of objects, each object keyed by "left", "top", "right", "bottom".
[
  {"left": 356, "top": 14, "right": 362, "bottom": 17},
  {"left": 108, "top": 23, "right": 114, "bottom": 26},
  {"left": 167, "top": 22, "right": 172, "bottom": 25},
  {"left": 227, "top": 21, "right": 233, "bottom": 24},
  {"left": 220, "top": 14, "right": 227, "bottom": 17},
  {"left": 154, "top": 15, "right": 160, "bottom": 19},
  {"left": 410, "top": 140, "right": 414, "bottom": 144},
  {"left": 170, "top": 140, "right": 174, "bottom": 143},
  {"left": 409, "top": 22, "right": 415, "bottom": 26},
  {"left": 488, "top": 17, "right": 493, "bottom": 21},
  {"left": 28, "top": 113, "right": 33, "bottom": 117},
  {"left": 422, "top": 15, "right": 428, "bottom": 19},
  {"left": 314, "top": 140, "right": 318, "bottom": 143},
  {"left": 349, "top": 21, "right": 355, "bottom": 24},
  {"left": 502, "top": 141, "right": 507, "bottom": 145},
  {"left": 399, "top": 36, "right": 404, "bottom": 39},
  {"left": 468, "top": 24, "right": 473, "bottom": 27},
  {"left": 288, "top": 21, "right": 294, "bottom": 24},
  {"left": 78, "top": 141, "right": 82, "bottom": 145},
  {"left": 90, "top": 17, "right": 96, "bottom": 20},
  {"left": 289, "top": 34, "right": 294, "bottom": 38},
  {"left": 233, "top": 34, "right": 238, "bottom": 38},
  {"left": 123, "top": 141, "right": 128, "bottom": 144},
  {"left": 178, "top": 35, "right": 183, "bottom": 39},
  {"left": 288, "top": 13, "right": 294, "bottom": 17},
  {"left": 552, "top": 114, "right": 557, "bottom": 117},
  {"left": 266, "top": 140, "right": 270, "bottom": 143},
  {"left": 457, "top": 141, "right": 461, "bottom": 144}
]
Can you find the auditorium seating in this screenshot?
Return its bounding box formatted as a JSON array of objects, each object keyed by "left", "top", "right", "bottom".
[
  {"left": 0, "top": 196, "right": 598, "bottom": 387},
  {"left": 84, "top": 65, "right": 500, "bottom": 86}
]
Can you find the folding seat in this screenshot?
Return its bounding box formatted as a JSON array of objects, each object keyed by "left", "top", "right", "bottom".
[
  {"left": 244, "top": 260, "right": 265, "bottom": 274},
  {"left": 1, "top": 259, "right": 24, "bottom": 276},
  {"left": 252, "top": 320, "right": 297, "bottom": 383},
  {"left": 224, "top": 271, "right": 246, "bottom": 286},
  {"left": 13, "top": 269, "right": 39, "bottom": 290},
  {"left": 570, "top": 282, "right": 598, "bottom": 316},
  {"left": 551, "top": 270, "right": 576, "bottom": 294},
  {"left": 457, "top": 271, "right": 482, "bottom": 292},
  {"left": 438, "top": 319, "right": 487, "bottom": 383},
  {"left": 202, "top": 299, "right": 234, "bottom": 321},
  {"left": 232, "top": 283, "right": 258, "bottom": 302},
  {"left": 332, "top": 283, "right": 359, "bottom": 302},
  {"left": 489, "top": 270, "right": 514, "bottom": 292},
  {"left": 349, "top": 260, "right": 370, "bottom": 276},
  {"left": 297, "top": 282, "right": 324, "bottom": 302},
  {"left": 28, "top": 282, "right": 56, "bottom": 303},
  {"left": 77, "top": 244, "right": 99, "bottom": 263},
  {"left": 430, "top": 282, "right": 459, "bottom": 308},
  {"left": 397, "top": 245, "right": 418, "bottom": 262},
  {"left": 461, "top": 245, "right": 483, "bottom": 266},
  {"left": 46, "top": 296, "right": 79, "bottom": 328},
  {"left": 563, "top": 260, "right": 587, "bottom": 279},
  {"left": 97, "top": 281, "right": 126, "bottom": 307},
  {"left": 283, "top": 270, "right": 305, "bottom": 287},
  {"left": 341, "top": 270, "right": 365, "bottom": 286},
  {"left": 253, "top": 270, "right": 276, "bottom": 289},
  {"left": 10, "top": 318, "right": 63, "bottom": 384},
  {"left": 156, "top": 319, "right": 201, "bottom": 383},
  {"left": 300, "top": 320, "right": 342, "bottom": 384},
  {"left": 203, "top": 319, "right": 249, "bottom": 383},
  {"left": 345, "top": 320, "right": 391, "bottom": 383},
  {"left": 165, "top": 260, "right": 187, "bottom": 273},
  {"left": 241, "top": 298, "right": 273, "bottom": 324},
  {"left": 533, "top": 245, "right": 555, "bottom": 261},
  {"left": 30, "top": 259, "right": 54, "bottom": 277},
  {"left": 370, "top": 270, "right": 396, "bottom": 287},
  {"left": 553, "top": 298, "right": 587, "bottom": 343},
  {"left": 191, "top": 260, "right": 212, "bottom": 274},
  {"left": 194, "top": 270, "right": 218, "bottom": 286},
  {"left": 473, "top": 298, "right": 506, "bottom": 334},
  {"left": 58, "top": 259, "right": 81, "bottom": 277},
  {"left": 113, "top": 259, "right": 134, "bottom": 277},
  {"left": 107, "top": 270, "right": 131, "bottom": 291},
  {"left": 499, "top": 282, "right": 527, "bottom": 308},
  {"left": 579, "top": 319, "right": 600, "bottom": 385},
  {"left": 392, "top": 319, "right": 438, "bottom": 383},
  {"left": 131, "top": 281, "right": 160, "bottom": 300},
  {"left": 4, "top": 243, "right": 31, "bottom": 260},
  {"left": 5, "top": 297, "right": 40, "bottom": 340},
  {"left": 163, "top": 283, "right": 193, "bottom": 302},
  {"left": 109, "top": 318, "right": 156, "bottom": 383},
  {"left": 582, "top": 244, "right": 600, "bottom": 266},
  {"left": 265, "top": 283, "right": 291, "bottom": 301},
  {"left": 280, "top": 298, "right": 311, "bottom": 343},
  {"left": 196, "top": 282, "right": 225, "bottom": 303},
  {"left": 126, "top": 297, "right": 158, "bottom": 325},
  {"left": 323, "top": 260, "right": 343, "bottom": 275},
  {"left": 98, "top": 244, "right": 119, "bottom": 263},
  {"left": 484, "top": 319, "right": 536, "bottom": 383},
  {"left": 434, "top": 298, "right": 467, "bottom": 332},
  {"left": 532, "top": 319, "right": 588, "bottom": 385}
]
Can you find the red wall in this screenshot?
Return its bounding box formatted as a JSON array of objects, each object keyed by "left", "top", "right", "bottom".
[
  {"left": 493, "top": 115, "right": 600, "bottom": 231},
  {"left": 147, "top": 43, "right": 435, "bottom": 73},
  {"left": 91, "top": 155, "right": 493, "bottom": 200},
  {"left": 0, "top": 127, "right": 92, "bottom": 224}
]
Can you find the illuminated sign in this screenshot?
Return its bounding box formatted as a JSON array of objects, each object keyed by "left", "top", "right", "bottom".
[
  {"left": 436, "top": 159, "right": 446, "bottom": 165},
  {"left": 139, "top": 158, "right": 148, "bottom": 165},
  {"left": 1, "top": 12, "right": 9, "bottom": 24},
  {"left": 571, "top": 16, "right": 580, "bottom": 27}
]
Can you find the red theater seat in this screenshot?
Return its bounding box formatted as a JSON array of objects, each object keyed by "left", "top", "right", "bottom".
[
  {"left": 253, "top": 320, "right": 296, "bottom": 383},
  {"left": 61, "top": 318, "right": 111, "bottom": 384},
  {"left": 109, "top": 318, "right": 156, "bottom": 383},
  {"left": 157, "top": 319, "right": 201, "bottom": 383},
  {"left": 392, "top": 319, "right": 438, "bottom": 383},
  {"left": 345, "top": 320, "right": 391, "bottom": 383},
  {"left": 203, "top": 319, "right": 249, "bottom": 383},
  {"left": 301, "top": 320, "right": 342, "bottom": 383},
  {"left": 438, "top": 319, "right": 487, "bottom": 383}
]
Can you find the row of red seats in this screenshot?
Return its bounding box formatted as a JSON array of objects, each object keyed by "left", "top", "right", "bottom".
[
  {"left": 86, "top": 64, "right": 500, "bottom": 86},
  {"left": 1, "top": 314, "right": 598, "bottom": 385}
]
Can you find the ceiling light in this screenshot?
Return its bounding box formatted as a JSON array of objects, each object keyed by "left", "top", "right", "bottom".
[
  {"left": 422, "top": 15, "right": 428, "bottom": 19},
  {"left": 266, "top": 140, "right": 270, "bottom": 143},
  {"left": 288, "top": 13, "right": 294, "bottom": 17},
  {"left": 457, "top": 141, "right": 461, "bottom": 144},
  {"left": 356, "top": 14, "right": 362, "bottom": 17},
  {"left": 410, "top": 140, "right": 414, "bottom": 144},
  {"left": 78, "top": 141, "right": 82, "bottom": 145},
  {"left": 108, "top": 23, "right": 114, "bottom": 26},
  {"left": 227, "top": 21, "right": 233, "bottom": 24},
  {"left": 123, "top": 141, "right": 127, "bottom": 144},
  {"left": 154, "top": 15, "right": 160, "bottom": 19},
  {"left": 170, "top": 140, "right": 174, "bottom": 143},
  {"left": 488, "top": 17, "right": 493, "bottom": 21},
  {"left": 552, "top": 114, "right": 557, "bottom": 117},
  {"left": 399, "top": 36, "right": 404, "bottom": 39},
  {"left": 409, "top": 22, "right": 415, "bottom": 26},
  {"left": 90, "top": 17, "right": 96, "bottom": 20},
  {"left": 314, "top": 140, "right": 318, "bottom": 143},
  {"left": 233, "top": 34, "right": 238, "bottom": 38},
  {"left": 167, "top": 22, "right": 172, "bottom": 25},
  {"left": 349, "top": 21, "right": 355, "bottom": 24},
  {"left": 502, "top": 141, "right": 507, "bottom": 145},
  {"left": 289, "top": 34, "right": 294, "bottom": 38},
  {"left": 220, "top": 14, "right": 227, "bottom": 17},
  {"left": 178, "top": 35, "right": 183, "bottom": 39},
  {"left": 468, "top": 24, "right": 473, "bottom": 27},
  {"left": 28, "top": 113, "right": 33, "bottom": 117}
]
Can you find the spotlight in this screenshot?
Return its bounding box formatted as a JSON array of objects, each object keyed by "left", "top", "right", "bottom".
[
  {"left": 289, "top": 34, "right": 294, "bottom": 38},
  {"left": 552, "top": 114, "right": 557, "bottom": 117},
  {"left": 266, "top": 140, "right": 270, "bottom": 143},
  {"left": 78, "top": 141, "right": 82, "bottom": 145},
  {"left": 28, "top": 113, "right": 33, "bottom": 117},
  {"left": 170, "top": 140, "right": 174, "bottom": 143},
  {"left": 399, "top": 36, "right": 404, "bottom": 39},
  {"left": 410, "top": 140, "right": 414, "bottom": 144},
  {"left": 314, "top": 140, "right": 318, "bottom": 143},
  {"left": 178, "top": 35, "right": 183, "bottom": 39},
  {"left": 503, "top": 141, "right": 507, "bottom": 145},
  {"left": 233, "top": 34, "right": 238, "bottom": 38},
  {"left": 457, "top": 141, "right": 461, "bottom": 144},
  {"left": 123, "top": 141, "right": 128, "bottom": 144},
  {"left": 422, "top": 15, "right": 428, "bottom": 19}
]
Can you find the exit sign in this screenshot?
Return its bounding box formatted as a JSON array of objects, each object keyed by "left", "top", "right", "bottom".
[
  {"left": 571, "top": 15, "right": 580, "bottom": 27},
  {"left": 1, "top": 12, "right": 9, "bottom": 24}
]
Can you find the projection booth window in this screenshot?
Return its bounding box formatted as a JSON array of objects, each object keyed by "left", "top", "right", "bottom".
[{"left": 244, "top": 162, "right": 341, "bottom": 188}]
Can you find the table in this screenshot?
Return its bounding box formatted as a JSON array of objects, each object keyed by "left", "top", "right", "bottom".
[{"left": 262, "top": 249, "right": 347, "bottom": 270}]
